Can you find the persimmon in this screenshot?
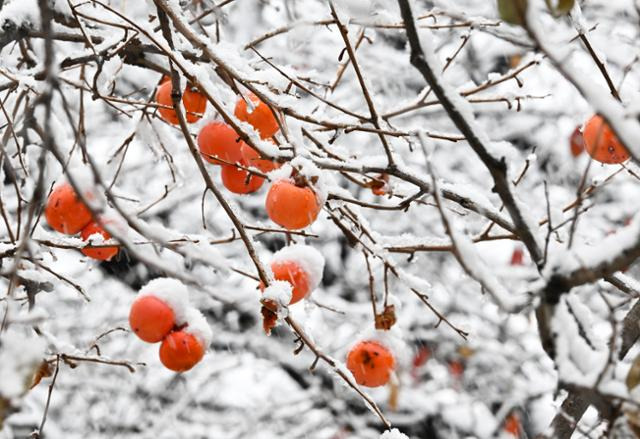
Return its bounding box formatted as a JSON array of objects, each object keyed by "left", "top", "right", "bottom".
[
  {"left": 569, "top": 126, "right": 584, "bottom": 157},
  {"left": 259, "top": 260, "right": 311, "bottom": 305},
  {"left": 234, "top": 93, "right": 279, "bottom": 139},
  {"left": 221, "top": 143, "right": 281, "bottom": 194},
  {"left": 44, "top": 183, "right": 93, "bottom": 235},
  {"left": 197, "top": 122, "right": 244, "bottom": 165},
  {"left": 156, "top": 81, "right": 206, "bottom": 125},
  {"left": 221, "top": 163, "right": 264, "bottom": 194},
  {"left": 346, "top": 340, "right": 395, "bottom": 387},
  {"left": 265, "top": 179, "right": 321, "bottom": 230},
  {"left": 159, "top": 330, "right": 205, "bottom": 372},
  {"left": 80, "top": 221, "right": 119, "bottom": 261},
  {"left": 583, "top": 115, "right": 630, "bottom": 164},
  {"left": 129, "top": 295, "right": 176, "bottom": 343},
  {"left": 241, "top": 143, "right": 279, "bottom": 174}
]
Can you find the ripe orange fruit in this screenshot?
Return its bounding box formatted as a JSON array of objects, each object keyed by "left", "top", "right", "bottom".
[
  {"left": 265, "top": 180, "right": 321, "bottom": 230},
  {"left": 80, "top": 221, "right": 119, "bottom": 261},
  {"left": 155, "top": 81, "right": 206, "bottom": 125},
  {"left": 347, "top": 341, "right": 395, "bottom": 387},
  {"left": 569, "top": 126, "right": 584, "bottom": 157},
  {"left": 129, "top": 295, "right": 176, "bottom": 343},
  {"left": 197, "top": 121, "right": 244, "bottom": 165},
  {"left": 234, "top": 93, "right": 279, "bottom": 139},
  {"left": 220, "top": 143, "right": 280, "bottom": 194},
  {"left": 583, "top": 115, "right": 630, "bottom": 164},
  {"left": 241, "top": 143, "right": 279, "bottom": 174},
  {"left": 259, "top": 260, "right": 311, "bottom": 305},
  {"left": 44, "top": 183, "right": 93, "bottom": 235},
  {"left": 159, "top": 330, "right": 205, "bottom": 372},
  {"left": 221, "top": 163, "right": 264, "bottom": 194}
]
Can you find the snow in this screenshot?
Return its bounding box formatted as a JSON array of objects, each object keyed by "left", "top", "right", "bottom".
[
  {"left": 290, "top": 155, "right": 329, "bottom": 205},
  {"left": 137, "top": 278, "right": 190, "bottom": 325},
  {"left": 526, "top": 0, "right": 640, "bottom": 161},
  {"left": 52, "top": 166, "right": 98, "bottom": 199},
  {"left": 271, "top": 244, "right": 325, "bottom": 292},
  {"left": 0, "top": 331, "right": 46, "bottom": 399},
  {"left": 545, "top": 210, "right": 640, "bottom": 278},
  {"left": 552, "top": 297, "right": 609, "bottom": 387},
  {"left": 262, "top": 280, "right": 293, "bottom": 311},
  {"left": 97, "top": 212, "right": 129, "bottom": 237},
  {"left": 2, "top": 0, "right": 639, "bottom": 437},
  {"left": 379, "top": 428, "right": 409, "bottom": 439},
  {"left": 183, "top": 307, "right": 213, "bottom": 348},
  {"left": 0, "top": 0, "right": 39, "bottom": 28}
]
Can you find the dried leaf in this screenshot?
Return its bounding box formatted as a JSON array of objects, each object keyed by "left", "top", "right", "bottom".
[
  {"left": 545, "top": 0, "right": 575, "bottom": 16},
  {"left": 497, "top": 0, "right": 528, "bottom": 26},
  {"left": 626, "top": 410, "right": 640, "bottom": 438},
  {"left": 375, "top": 304, "right": 397, "bottom": 330},
  {"left": 261, "top": 300, "right": 278, "bottom": 335},
  {"left": 627, "top": 354, "right": 640, "bottom": 391},
  {"left": 458, "top": 345, "right": 474, "bottom": 359},
  {"left": 30, "top": 360, "right": 53, "bottom": 389},
  {"left": 388, "top": 378, "right": 399, "bottom": 411}
]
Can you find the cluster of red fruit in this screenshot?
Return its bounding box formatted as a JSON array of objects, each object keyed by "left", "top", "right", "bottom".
[
  {"left": 44, "top": 182, "right": 120, "bottom": 261},
  {"left": 155, "top": 79, "right": 323, "bottom": 230},
  {"left": 570, "top": 114, "right": 630, "bottom": 164},
  {"left": 128, "top": 278, "right": 212, "bottom": 372},
  {"left": 257, "top": 244, "right": 396, "bottom": 388}
]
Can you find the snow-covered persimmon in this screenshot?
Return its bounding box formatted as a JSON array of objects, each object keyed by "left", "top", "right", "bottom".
[
  {"left": 265, "top": 179, "right": 321, "bottom": 230},
  {"left": 271, "top": 260, "right": 311, "bottom": 304},
  {"left": 569, "top": 126, "right": 584, "bottom": 157},
  {"left": 234, "top": 93, "right": 279, "bottom": 139},
  {"left": 221, "top": 163, "right": 264, "bottom": 194},
  {"left": 260, "top": 260, "right": 310, "bottom": 305},
  {"left": 259, "top": 244, "right": 324, "bottom": 306},
  {"left": 155, "top": 82, "right": 206, "bottom": 125},
  {"left": 44, "top": 183, "right": 93, "bottom": 235},
  {"left": 159, "top": 330, "right": 205, "bottom": 372},
  {"left": 80, "top": 221, "right": 119, "bottom": 261},
  {"left": 583, "top": 115, "right": 630, "bottom": 164},
  {"left": 346, "top": 340, "right": 395, "bottom": 387},
  {"left": 129, "top": 295, "right": 176, "bottom": 343},
  {"left": 197, "top": 122, "right": 244, "bottom": 165}
]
